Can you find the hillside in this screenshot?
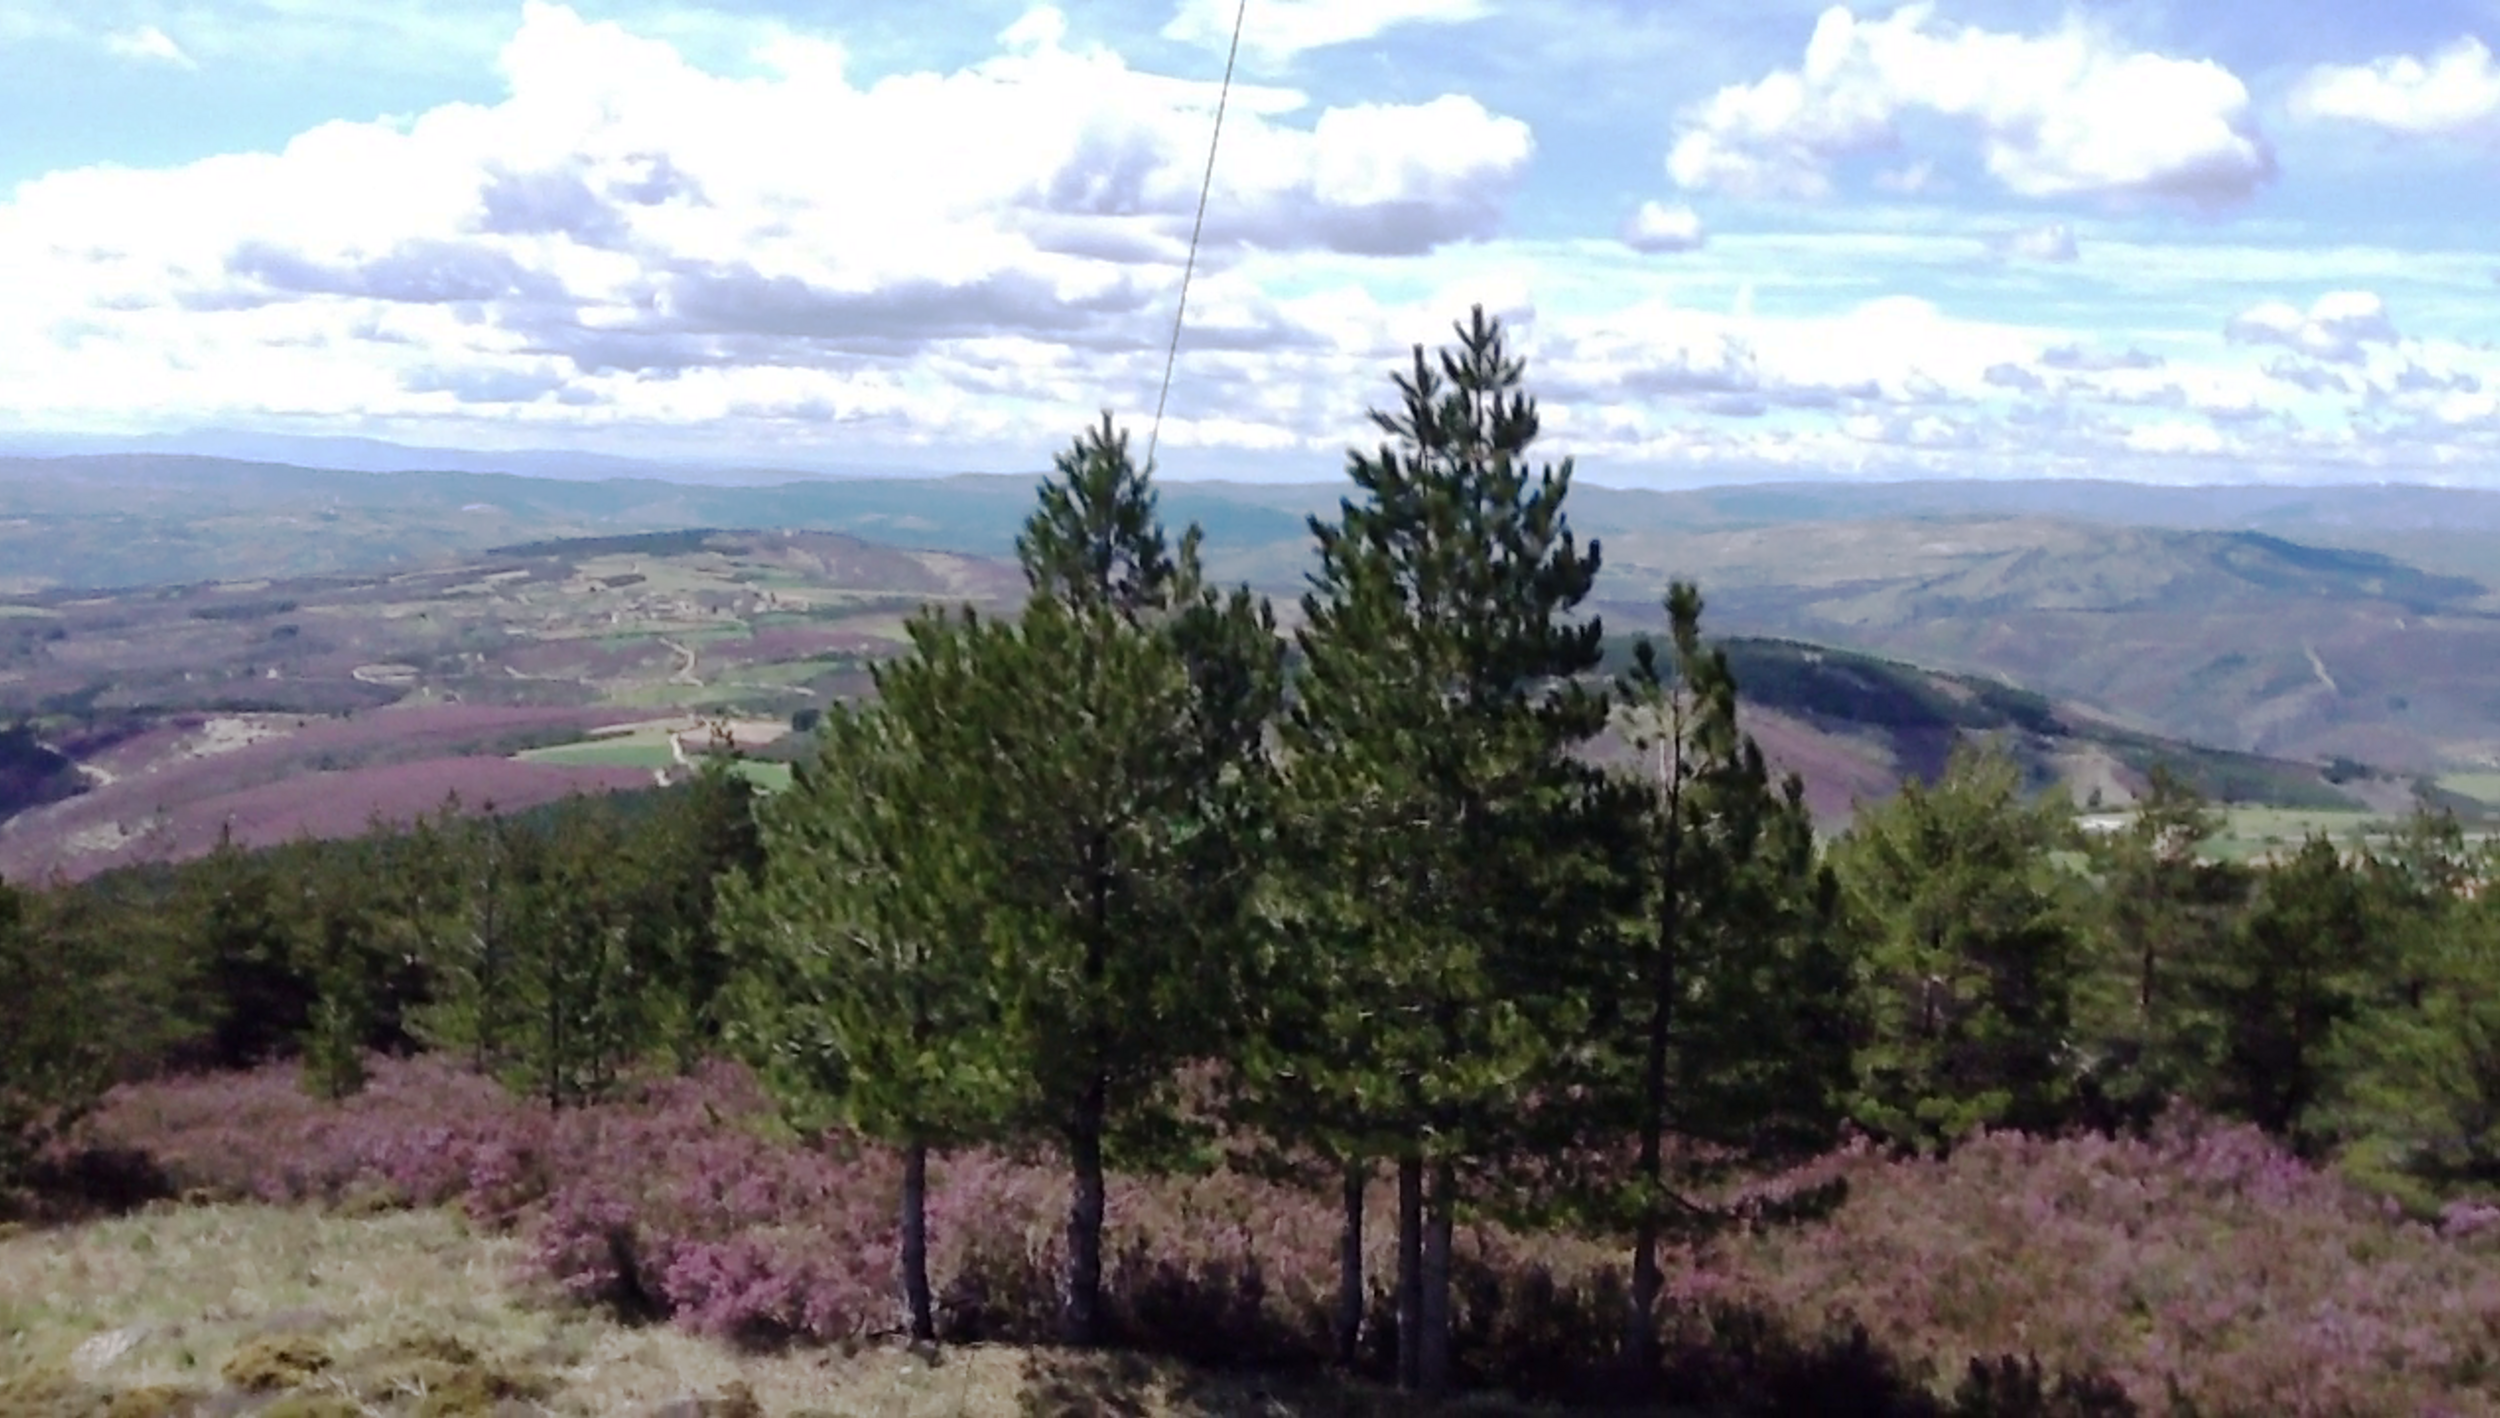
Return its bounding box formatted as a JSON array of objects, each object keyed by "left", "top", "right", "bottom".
[
  {"left": 1650, "top": 637, "right": 2399, "bottom": 829},
  {"left": 1590, "top": 518, "right": 2500, "bottom": 771},
  {"left": 0, "top": 528, "right": 1024, "bottom": 880},
  {"left": 0, "top": 523, "right": 2401, "bottom": 879},
  {"left": 14, "top": 455, "right": 2500, "bottom": 771}
]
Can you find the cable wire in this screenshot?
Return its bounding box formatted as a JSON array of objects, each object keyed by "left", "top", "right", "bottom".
[{"left": 1145, "top": 0, "right": 1249, "bottom": 473}]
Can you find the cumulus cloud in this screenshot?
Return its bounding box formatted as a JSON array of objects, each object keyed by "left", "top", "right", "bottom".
[
  {"left": 1990, "top": 221, "right": 2078, "bottom": 262},
  {"left": 1667, "top": 4, "right": 2273, "bottom": 205},
  {"left": 1162, "top": 0, "right": 1490, "bottom": 64},
  {"left": 2041, "top": 343, "right": 2162, "bottom": 372},
  {"left": 2125, "top": 419, "right": 2228, "bottom": 455},
  {"left": 2224, "top": 292, "right": 2399, "bottom": 365},
  {"left": 0, "top": 2, "right": 1537, "bottom": 448},
  {"left": 2292, "top": 37, "right": 2500, "bottom": 139},
  {"left": 2262, "top": 358, "right": 2351, "bottom": 394},
  {"left": 104, "top": 24, "right": 195, "bottom": 68},
  {"left": 1620, "top": 200, "right": 1706, "bottom": 253},
  {"left": 1543, "top": 293, "right": 2020, "bottom": 425},
  {"left": 2394, "top": 363, "right": 2482, "bottom": 394}
]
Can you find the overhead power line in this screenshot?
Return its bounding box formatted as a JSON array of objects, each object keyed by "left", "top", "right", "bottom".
[{"left": 1145, "top": 0, "right": 1250, "bottom": 473}]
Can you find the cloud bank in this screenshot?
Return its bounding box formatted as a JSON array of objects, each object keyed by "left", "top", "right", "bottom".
[{"left": 1667, "top": 4, "right": 2274, "bottom": 206}]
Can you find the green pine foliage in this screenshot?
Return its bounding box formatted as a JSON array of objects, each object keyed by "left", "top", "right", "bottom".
[
  {"left": 727, "top": 633, "right": 1020, "bottom": 1146},
  {"left": 1834, "top": 741, "right": 2090, "bottom": 1150},
  {"left": 1599, "top": 580, "right": 1856, "bottom": 1366},
  {"left": 972, "top": 414, "right": 1282, "bottom": 1345},
  {"left": 2074, "top": 767, "right": 2251, "bottom": 1127},
  {"left": 722, "top": 662, "right": 1022, "bottom": 1343},
  {"left": 2195, "top": 833, "right": 2381, "bottom": 1147},
  {"left": 1280, "top": 306, "right": 1612, "bottom": 1393},
  {"left": 186, "top": 827, "right": 320, "bottom": 1070},
  {"left": 2331, "top": 883, "right": 2500, "bottom": 1206},
  {"left": 0, "top": 881, "right": 112, "bottom": 1190}
]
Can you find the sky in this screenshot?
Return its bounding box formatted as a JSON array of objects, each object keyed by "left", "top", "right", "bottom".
[{"left": 1, "top": 0, "right": 2496, "bottom": 485}]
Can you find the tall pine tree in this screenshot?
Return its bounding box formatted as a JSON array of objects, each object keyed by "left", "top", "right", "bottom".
[
  {"left": 1834, "top": 741, "right": 2087, "bottom": 1149},
  {"left": 723, "top": 641, "right": 1019, "bottom": 1343},
  {"left": 1606, "top": 582, "right": 1852, "bottom": 1371},
  {"left": 974, "top": 414, "right": 1281, "bottom": 1346},
  {"left": 1283, "top": 307, "right": 1611, "bottom": 1394}
]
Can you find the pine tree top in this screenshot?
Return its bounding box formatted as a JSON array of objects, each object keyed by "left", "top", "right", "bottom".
[{"left": 1017, "top": 411, "right": 1202, "bottom": 619}]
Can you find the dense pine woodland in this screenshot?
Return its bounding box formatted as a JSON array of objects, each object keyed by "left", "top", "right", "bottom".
[{"left": 12, "top": 311, "right": 2500, "bottom": 1410}]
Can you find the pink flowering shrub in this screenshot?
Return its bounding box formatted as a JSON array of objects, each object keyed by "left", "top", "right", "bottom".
[
  {"left": 79, "top": 1063, "right": 2500, "bottom": 1412},
  {"left": 1679, "top": 1115, "right": 2500, "bottom": 1416}
]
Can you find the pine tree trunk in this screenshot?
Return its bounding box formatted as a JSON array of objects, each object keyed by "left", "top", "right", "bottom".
[
  {"left": 1420, "top": 1160, "right": 1455, "bottom": 1397},
  {"left": 901, "top": 1138, "right": 935, "bottom": 1344},
  {"left": 1632, "top": 743, "right": 1684, "bottom": 1375},
  {"left": 1395, "top": 1153, "right": 1423, "bottom": 1391},
  {"left": 1067, "top": 1096, "right": 1107, "bottom": 1347},
  {"left": 1335, "top": 1159, "right": 1366, "bottom": 1367},
  {"left": 1068, "top": 840, "right": 1113, "bottom": 1348},
  {"left": 1630, "top": 932, "right": 1675, "bottom": 1374}
]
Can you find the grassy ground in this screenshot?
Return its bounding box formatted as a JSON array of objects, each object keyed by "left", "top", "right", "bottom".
[
  {"left": 514, "top": 727, "right": 792, "bottom": 791},
  {"left": 517, "top": 739, "right": 681, "bottom": 770},
  {"left": 2439, "top": 772, "right": 2500, "bottom": 807},
  {"left": 0, "top": 1202, "right": 1555, "bottom": 1417},
  {"left": 2203, "top": 806, "right": 2389, "bottom": 862}
]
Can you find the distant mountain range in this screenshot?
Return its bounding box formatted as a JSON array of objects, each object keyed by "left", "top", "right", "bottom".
[
  {"left": 0, "top": 525, "right": 2418, "bottom": 880},
  {"left": 8, "top": 449, "right": 2500, "bottom": 772}
]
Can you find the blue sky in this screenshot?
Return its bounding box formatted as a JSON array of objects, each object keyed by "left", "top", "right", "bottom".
[{"left": 1, "top": 0, "right": 2495, "bottom": 485}]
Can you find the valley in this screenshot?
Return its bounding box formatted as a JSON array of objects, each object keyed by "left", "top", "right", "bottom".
[{"left": 0, "top": 494, "right": 2471, "bottom": 878}]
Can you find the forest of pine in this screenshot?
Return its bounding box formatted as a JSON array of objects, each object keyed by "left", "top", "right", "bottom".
[{"left": 13, "top": 311, "right": 2500, "bottom": 1414}]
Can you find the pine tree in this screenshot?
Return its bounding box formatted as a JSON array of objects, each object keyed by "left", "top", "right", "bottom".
[
  {"left": 723, "top": 646, "right": 1019, "bottom": 1343},
  {"left": 405, "top": 808, "right": 528, "bottom": 1077},
  {"left": 0, "top": 880, "right": 111, "bottom": 1188},
  {"left": 1834, "top": 741, "right": 2087, "bottom": 1149},
  {"left": 1282, "top": 307, "right": 1611, "bottom": 1393},
  {"left": 968, "top": 414, "right": 1281, "bottom": 1346},
  {"left": 2076, "top": 766, "right": 2248, "bottom": 1126},
  {"left": 624, "top": 751, "right": 765, "bottom": 1069},
  {"left": 1607, "top": 582, "right": 1853, "bottom": 1370},
  {"left": 186, "top": 826, "right": 317, "bottom": 1069},
  {"left": 489, "top": 804, "right": 661, "bottom": 1109},
  {"left": 2196, "top": 834, "right": 2378, "bottom": 1144},
  {"left": 295, "top": 842, "right": 383, "bottom": 1100}
]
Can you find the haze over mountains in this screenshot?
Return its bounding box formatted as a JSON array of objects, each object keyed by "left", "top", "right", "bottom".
[
  {"left": 0, "top": 436, "right": 2491, "bottom": 880},
  {"left": 7, "top": 448, "right": 2498, "bottom": 772}
]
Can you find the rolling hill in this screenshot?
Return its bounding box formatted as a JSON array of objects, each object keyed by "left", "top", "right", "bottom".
[
  {"left": 0, "top": 525, "right": 2413, "bottom": 879},
  {"left": 14, "top": 451, "right": 2500, "bottom": 771}
]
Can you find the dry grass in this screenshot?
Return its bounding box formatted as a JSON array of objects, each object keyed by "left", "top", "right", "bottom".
[{"left": 0, "top": 1202, "right": 1567, "bottom": 1417}]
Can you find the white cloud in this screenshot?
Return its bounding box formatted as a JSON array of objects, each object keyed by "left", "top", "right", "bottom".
[
  {"left": 2125, "top": 419, "right": 2227, "bottom": 455},
  {"left": 103, "top": 24, "right": 195, "bottom": 68},
  {"left": 1991, "top": 221, "right": 2077, "bottom": 262},
  {"left": 2224, "top": 291, "right": 2399, "bottom": 365},
  {"left": 0, "top": 3, "right": 1535, "bottom": 449},
  {"left": 1162, "top": 0, "right": 1491, "bottom": 65},
  {"left": 2292, "top": 37, "right": 2500, "bottom": 139},
  {"left": 1620, "top": 200, "right": 1705, "bottom": 253},
  {"left": 1667, "top": 4, "right": 2273, "bottom": 206}
]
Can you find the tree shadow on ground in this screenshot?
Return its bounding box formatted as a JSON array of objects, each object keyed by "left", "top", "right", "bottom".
[
  {"left": 2, "top": 1145, "right": 177, "bottom": 1227},
  {"left": 1015, "top": 1348, "right": 1701, "bottom": 1418}
]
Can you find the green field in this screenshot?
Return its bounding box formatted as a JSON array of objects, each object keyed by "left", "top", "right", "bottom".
[
  {"left": 518, "top": 739, "right": 679, "bottom": 769},
  {"left": 2438, "top": 772, "right": 2500, "bottom": 807},
  {"left": 515, "top": 734, "right": 790, "bottom": 791},
  {"left": 2204, "top": 807, "right": 2390, "bottom": 862}
]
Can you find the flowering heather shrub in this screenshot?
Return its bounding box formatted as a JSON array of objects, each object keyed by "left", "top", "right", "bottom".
[
  {"left": 1682, "top": 1114, "right": 2500, "bottom": 1415},
  {"left": 80, "top": 1065, "right": 2500, "bottom": 1412},
  {"left": 82, "top": 1053, "right": 558, "bottom": 1224}
]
